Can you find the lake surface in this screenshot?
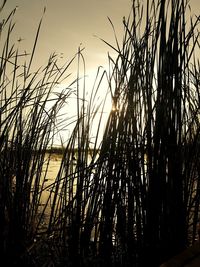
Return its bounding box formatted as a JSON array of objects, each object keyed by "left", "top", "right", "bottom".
[{"left": 40, "top": 153, "right": 63, "bottom": 218}]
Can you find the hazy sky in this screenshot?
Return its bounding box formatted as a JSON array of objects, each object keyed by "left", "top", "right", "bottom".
[
  {"left": 1, "top": 0, "right": 199, "bottom": 144},
  {"left": 1, "top": 0, "right": 135, "bottom": 144},
  {"left": 1, "top": 0, "right": 132, "bottom": 73},
  {"left": 1, "top": 0, "right": 199, "bottom": 81}
]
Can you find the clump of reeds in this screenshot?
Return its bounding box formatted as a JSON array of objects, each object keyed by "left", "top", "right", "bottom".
[
  {"left": 92, "top": 0, "right": 200, "bottom": 265},
  {"left": 46, "top": 0, "right": 200, "bottom": 266},
  {"left": 0, "top": 0, "right": 200, "bottom": 266},
  {"left": 0, "top": 4, "right": 78, "bottom": 265}
]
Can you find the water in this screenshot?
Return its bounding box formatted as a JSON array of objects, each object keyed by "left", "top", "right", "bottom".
[{"left": 39, "top": 153, "right": 63, "bottom": 220}]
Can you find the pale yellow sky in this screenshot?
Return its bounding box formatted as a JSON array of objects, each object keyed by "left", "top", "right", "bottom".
[
  {"left": 1, "top": 0, "right": 134, "bottom": 145},
  {"left": 1, "top": 0, "right": 199, "bottom": 146},
  {"left": 2, "top": 0, "right": 199, "bottom": 70},
  {"left": 1, "top": 0, "right": 132, "bottom": 71}
]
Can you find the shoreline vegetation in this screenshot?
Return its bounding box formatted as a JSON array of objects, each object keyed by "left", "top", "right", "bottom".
[
  {"left": 46, "top": 147, "right": 100, "bottom": 155},
  {"left": 0, "top": 0, "right": 200, "bottom": 266}
]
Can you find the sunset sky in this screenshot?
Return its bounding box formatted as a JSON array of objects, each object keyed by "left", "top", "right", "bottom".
[
  {"left": 1, "top": 0, "right": 199, "bottom": 84},
  {"left": 1, "top": 0, "right": 132, "bottom": 74},
  {"left": 1, "top": 0, "right": 199, "bottom": 81},
  {"left": 1, "top": 0, "right": 199, "bottom": 144},
  {"left": 1, "top": 0, "right": 134, "bottom": 144}
]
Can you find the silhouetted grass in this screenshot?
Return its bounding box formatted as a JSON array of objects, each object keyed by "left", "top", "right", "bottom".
[
  {"left": 91, "top": 0, "right": 200, "bottom": 266},
  {"left": 0, "top": 4, "right": 77, "bottom": 266},
  {"left": 0, "top": 0, "right": 200, "bottom": 267},
  {"left": 93, "top": 1, "right": 199, "bottom": 266},
  {"left": 47, "top": 0, "right": 199, "bottom": 266}
]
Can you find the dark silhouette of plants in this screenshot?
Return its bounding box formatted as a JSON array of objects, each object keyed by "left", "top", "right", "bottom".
[{"left": 0, "top": 0, "right": 200, "bottom": 266}]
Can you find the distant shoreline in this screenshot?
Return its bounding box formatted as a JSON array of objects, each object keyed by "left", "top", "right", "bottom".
[{"left": 45, "top": 147, "right": 100, "bottom": 155}]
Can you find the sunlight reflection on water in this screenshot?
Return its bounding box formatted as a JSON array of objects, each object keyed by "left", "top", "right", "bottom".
[{"left": 40, "top": 154, "right": 63, "bottom": 215}]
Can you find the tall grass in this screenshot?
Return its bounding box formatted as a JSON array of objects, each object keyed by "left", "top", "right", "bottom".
[
  {"left": 49, "top": 0, "right": 199, "bottom": 266},
  {"left": 93, "top": 0, "right": 200, "bottom": 265},
  {"left": 0, "top": 5, "right": 77, "bottom": 266},
  {"left": 94, "top": 0, "right": 200, "bottom": 265},
  {"left": 0, "top": 0, "right": 200, "bottom": 266}
]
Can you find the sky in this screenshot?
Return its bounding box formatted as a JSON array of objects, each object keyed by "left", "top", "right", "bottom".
[
  {"left": 1, "top": 0, "right": 198, "bottom": 86},
  {"left": 0, "top": 0, "right": 135, "bottom": 145},
  {"left": 1, "top": 0, "right": 199, "bottom": 145},
  {"left": 1, "top": 0, "right": 132, "bottom": 73}
]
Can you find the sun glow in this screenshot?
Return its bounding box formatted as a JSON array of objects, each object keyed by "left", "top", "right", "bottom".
[{"left": 44, "top": 64, "right": 113, "bottom": 147}]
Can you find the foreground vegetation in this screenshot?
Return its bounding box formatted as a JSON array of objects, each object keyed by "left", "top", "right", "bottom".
[{"left": 0, "top": 0, "right": 200, "bottom": 266}]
